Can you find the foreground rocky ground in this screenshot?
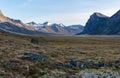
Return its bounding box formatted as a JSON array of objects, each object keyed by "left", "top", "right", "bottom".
[{"left": 0, "top": 31, "right": 120, "bottom": 78}]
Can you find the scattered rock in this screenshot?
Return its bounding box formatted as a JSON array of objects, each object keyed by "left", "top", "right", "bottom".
[
  {"left": 30, "top": 38, "right": 39, "bottom": 44},
  {"left": 0, "top": 68, "right": 5, "bottom": 74},
  {"left": 56, "top": 59, "right": 120, "bottom": 70},
  {"left": 2, "top": 48, "right": 10, "bottom": 52},
  {"left": 79, "top": 70, "right": 120, "bottom": 78},
  {"left": 114, "top": 60, "right": 120, "bottom": 68},
  {"left": 69, "top": 60, "right": 78, "bottom": 67},
  {"left": 6, "top": 60, "right": 19, "bottom": 68},
  {"left": 23, "top": 53, "right": 48, "bottom": 62},
  {"left": 80, "top": 64, "right": 88, "bottom": 69}
]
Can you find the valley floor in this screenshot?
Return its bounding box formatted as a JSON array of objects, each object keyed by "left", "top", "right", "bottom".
[{"left": 0, "top": 31, "right": 120, "bottom": 78}]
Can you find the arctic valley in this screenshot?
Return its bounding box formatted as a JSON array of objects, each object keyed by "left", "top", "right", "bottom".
[{"left": 0, "top": 10, "right": 120, "bottom": 35}]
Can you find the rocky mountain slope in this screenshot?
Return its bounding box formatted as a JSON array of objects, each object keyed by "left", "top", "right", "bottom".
[
  {"left": 105, "top": 10, "right": 120, "bottom": 34},
  {"left": 77, "top": 10, "right": 120, "bottom": 35},
  {"left": 0, "top": 10, "right": 47, "bottom": 35}
]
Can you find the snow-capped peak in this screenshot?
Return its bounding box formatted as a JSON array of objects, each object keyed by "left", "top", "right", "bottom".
[
  {"left": 43, "top": 22, "right": 52, "bottom": 26},
  {"left": 27, "top": 21, "right": 38, "bottom": 26},
  {"left": 59, "top": 23, "right": 65, "bottom": 27}
]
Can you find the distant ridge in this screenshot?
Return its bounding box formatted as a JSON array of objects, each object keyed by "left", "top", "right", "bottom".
[{"left": 27, "top": 22, "right": 84, "bottom": 35}]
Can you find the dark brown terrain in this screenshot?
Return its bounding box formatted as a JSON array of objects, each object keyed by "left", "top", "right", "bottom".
[{"left": 0, "top": 31, "right": 120, "bottom": 77}]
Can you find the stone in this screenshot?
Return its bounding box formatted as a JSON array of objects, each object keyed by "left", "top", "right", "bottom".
[
  {"left": 80, "top": 64, "right": 89, "bottom": 69},
  {"left": 30, "top": 38, "right": 39, "bottom": 44},
  {"left": 114, "top": 60, "right": 120, "bottom": 68},
  {"left": 69, "top": 60, "right": 78, "bottom": 67},
  {"left": 23, "top": 53, "right": 47, "bottom": 62}
]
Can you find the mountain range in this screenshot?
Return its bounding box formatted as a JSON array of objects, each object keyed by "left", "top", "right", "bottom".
[
  {"left": 0, "top": 9, "right": 120, "bottom": 35},
  {"left": 0, "top": 10, "right": 84, "bottom": 35},
  {"left": 27, "top": 21, "right": 84, "bottom": 35},
  {"left": 77, "top": 10, "right": 120, "bottom": 35}
]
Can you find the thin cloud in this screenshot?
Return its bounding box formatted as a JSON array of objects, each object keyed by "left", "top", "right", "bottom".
[{"left": 20, "top": 0, "right": 33, "bottom": 7}]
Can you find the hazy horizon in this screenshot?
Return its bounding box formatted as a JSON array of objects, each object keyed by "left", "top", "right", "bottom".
[{"left": 0, "top": 0, "right": 119, "bottom": 25}]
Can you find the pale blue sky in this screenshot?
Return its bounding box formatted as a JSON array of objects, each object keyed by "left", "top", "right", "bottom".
[{"left": 0, "top": 0, "right": 119, "bottom": 25}]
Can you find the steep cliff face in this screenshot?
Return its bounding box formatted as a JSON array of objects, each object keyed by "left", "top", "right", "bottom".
[
  {"left": 105, "top": 10, "right": 120, "bottom": 34},
  {"left": 81, "top": 12, "right": 109, "bottom": 35},
  {"left": 78, "top": 10, "right": 120, "bottom": 35}
]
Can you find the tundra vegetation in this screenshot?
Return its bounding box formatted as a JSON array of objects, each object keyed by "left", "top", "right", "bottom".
[{"left": 0, "top": 31, "right": 120, "bottom": 78}]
